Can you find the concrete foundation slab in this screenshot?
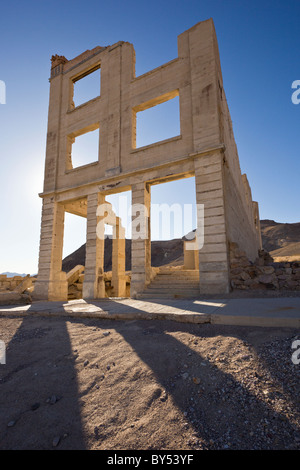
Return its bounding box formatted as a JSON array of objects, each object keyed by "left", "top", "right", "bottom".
[{"left": 0, "top": 297, "right": 299, "bottom": 328}]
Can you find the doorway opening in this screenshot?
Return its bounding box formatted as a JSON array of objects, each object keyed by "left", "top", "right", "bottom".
[
  {"left": 139, "top": 175, "right": 200, "bottom": 298},
  {"left": 150, "top": 176, "right": 198, "bottom": 270},
  {"left": 62, "top": 199, "right": 88, "bottom": 300},
  {"left": 104, "top": 190, "right": 132, "bottom": 297}
]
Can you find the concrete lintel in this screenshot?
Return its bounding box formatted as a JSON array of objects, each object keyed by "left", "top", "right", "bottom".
[{"left": 38, "top": 144, "right": 225, "bottom": 200}]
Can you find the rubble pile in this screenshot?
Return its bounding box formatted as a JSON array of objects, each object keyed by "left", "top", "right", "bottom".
[{"left": 230, "top": 243, "right": 300, "bottom": 291}]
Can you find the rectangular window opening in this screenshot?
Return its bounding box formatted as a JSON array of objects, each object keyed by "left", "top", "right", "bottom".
[
  {"left": 134, "top": 93, "right": 180, "bottom": 148},
  {"left": 150, "top": 176, "right": 198, "bottom": 270},
  {"left": 68, "top": 126, "right": 99, "bottom": 169},
  {"left": 72, "top": 65, "right": 101, "bottom": 108},
  {"left": 62, "top": 207, "right": 87, "bottom": 300}
]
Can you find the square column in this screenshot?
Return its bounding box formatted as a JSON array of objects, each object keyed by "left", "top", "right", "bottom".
[
  {"left": 83, "top": 192, "right": 105, "bottom": 299},
  {"left": 130, "top": 182, "right": 151, "bottom": 297},
  {"left": 112, "top": 218, "right": 126, "bottom": 297},
  {"left": 194, "top": 151, "right": 230, "bottom": 294},
  {"left": 34, "top": 197, "right": 68, "bottom": 301}
]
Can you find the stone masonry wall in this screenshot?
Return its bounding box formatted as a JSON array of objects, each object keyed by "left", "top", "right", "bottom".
[
  {"left": 230, "top": 242, "right": 300, "bottom": 291},
  {"left": 0, "top": 275, "right": 30, "bottom": 292}
]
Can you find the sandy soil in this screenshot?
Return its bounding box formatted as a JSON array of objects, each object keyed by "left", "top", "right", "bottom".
[{"left": 0, "top": 314, "right": 299, "bottom": 450}]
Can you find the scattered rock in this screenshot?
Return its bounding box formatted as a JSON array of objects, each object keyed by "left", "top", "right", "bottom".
[
  {"left": 240, "top": 271, "right": 251, "bottom": 281},
  {"left": 49, "top": 395, "right": 59, "bottom": 405},
  {"left": 240, "top": 355, "right": 250, "bottom": 360},
  {"left": 230, "top": 243, "right": 300, "bottom": 291},
  {"left": 52, "top": 436, "right": 60, "bottom": 447},
  {"left": 31, "top": 403, "right": 40, "bottom": 411}
]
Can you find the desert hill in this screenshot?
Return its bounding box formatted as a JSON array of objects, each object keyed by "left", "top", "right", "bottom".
[
  {"left": 62, "top": 236, "right": 184, "bottom": 273},
  {"left": 62, "top": 220, "right": 300, "bottom": 272},
  {"left": 260, "top": 219, "right": 300, "bottom": 258}
]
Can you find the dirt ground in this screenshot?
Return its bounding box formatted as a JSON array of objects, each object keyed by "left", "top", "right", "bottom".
[{"left": 0, "top": 314, "right": 299, "bottom": 450}]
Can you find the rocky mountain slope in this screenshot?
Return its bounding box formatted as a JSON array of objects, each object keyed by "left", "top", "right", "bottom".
[
  {"left": 62, "top": 237, "right": 184, "bottom": 273},
  {"left": 260, "top": 220, "right": 300, "bottom": 257}
]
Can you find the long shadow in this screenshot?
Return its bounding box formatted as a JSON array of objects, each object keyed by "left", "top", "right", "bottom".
[
  {"left": 0, "top": 312, "right": 86, "bottom": 450},
  {"left": 86, "top": 298, "right": 300, "bottom": 449},
  {"left": 2, "top": 299, "right": 299, "bottom": 449}
]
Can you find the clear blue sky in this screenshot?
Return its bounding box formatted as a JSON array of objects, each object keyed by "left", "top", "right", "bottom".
[{"left": 0, "top": 0, "right": 299, "bottom": 274}]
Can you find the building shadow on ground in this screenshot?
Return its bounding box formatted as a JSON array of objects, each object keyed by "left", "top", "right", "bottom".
[
  {"left": 1, "top": 297, "right": 299, "bottom": 450},
  {"left": 0, "top": 313, "right": 86, "bottom": 450},
  {"left": 79, "top": 299, "right": 300, "bottom": 449}
]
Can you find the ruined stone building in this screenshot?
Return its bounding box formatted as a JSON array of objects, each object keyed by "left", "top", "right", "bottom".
[{"left": 34, "top": 19, "right": 262, "bottom": 301}]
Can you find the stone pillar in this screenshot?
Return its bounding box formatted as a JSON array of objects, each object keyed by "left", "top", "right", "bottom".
[
  {"left": 82, "top": 192, "right": 105, "bottom": 299},
  {"left": 130, "top": 182, "right": 151, "bottom": 297},
  {"left": 194, "top": 151, "right": 230, "bottom": 294},
  {"left": 112, "top": 217, "right": 126, "bottom": 297},
  {"left": 184, "top": 239, "right": 199, "bottom": 270},
  {"left": 34, "top": 197, "right": 68, "bottom": 301}
]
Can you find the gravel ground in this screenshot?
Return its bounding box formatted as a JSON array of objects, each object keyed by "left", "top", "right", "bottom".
[{"left": 0, "top": 314, "right": 299, "bottom": 450}]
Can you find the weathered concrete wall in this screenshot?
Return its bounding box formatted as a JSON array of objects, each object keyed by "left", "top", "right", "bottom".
[
  {"left": 223, "top": 165, "right": 261, "bottom": 262},
  {"left": 42, "top": 19, "right": 225, "bottom": 196},
  {"left": 35, "top": 18, "right": 261, "bottom": 300},
  {"left": 213, "top": 31, "right": 261, "bottom": 261},
  {"left": 194, "top": 151, "right": 230, "bottom": 294}
]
